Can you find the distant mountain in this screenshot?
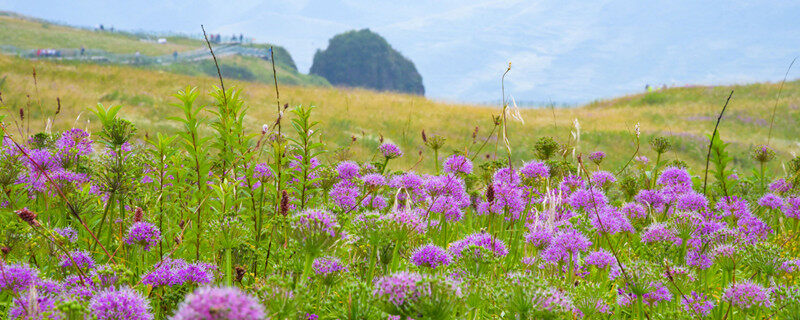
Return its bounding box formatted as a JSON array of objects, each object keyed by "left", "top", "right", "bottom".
[{"left": 310, "top": 29, "right": 424, "bottom": 95}]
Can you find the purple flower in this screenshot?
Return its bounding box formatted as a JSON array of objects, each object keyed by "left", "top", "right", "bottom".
[
  {"left": 410, "top": 244, "right": 451, "bottom": 269},
  {"left": 373, "top": 272, "right": 425, "bottom": 306},
  {"left": 641, "top": 223, "right": 680, "bottom": 245},
  {"left": 642, "top": 282, "right": 672, "bottom": 307},
  {"left": 125, "top": 222, "right": 161, "bottom": 251},
  {"left": 675, "top": 192, "right": 708, "bottom": 212},
  {"left": 681, "top": 291, "right": 715, "bottom": 317},
  {"left": 293, "top": 209, "right": 340, "bottom": 238},
  {"left": 313, "top": 256, "right": 347, "bottom": 276},
  {"left": 758, "top": 193, "right": 783, "bottom": 210},
  {"left": 541, "top": 228, "right": 591, "bottom": 264},
  {"left": 657, "top": 167, "right": 692, "bottom": 194},
  {"left": 783, "top": 197, "right": 800, "bottom": 219},
  {"left": 173, "top": 286, "right": 266, "bottom": 320},
  {"left": 635, "top": 189, "right": 666, "bottom": 209},
  {"left": 330, "top": 181, "right": 359, "bottom": 211},
  {"left": 493, "top": 167, "right": 520, "bottom": 186},
  {"left": 588, "top": 151, "right": 606, "bottom": 164},
  {"left": 520, "top": 161, "right": 550, "bottom": 182},
  {"left": 380, "top": 210, "right": 427, "bottom": 235},
  {"left": 590, "top": 171, "right": 616, "bottom": 188},
  {"left": 9, "top": 294, "right": 62, "bottom": 320},
  {"left": 362, "top": 173, "right": 387, "bottom": 187},
  {"left": 55, "top": 226, "right": 78, "bottom": 243},
  {"left": 621, "top": 202, "right": 647, "bottom": 220},
  {"left": 60, "top": 250, "right": 95, "bottom": 270},
  {"left": 524, "top": 221, "right": 555, "bottom": 249},
  {"left": 584, "top": 249, "right": 615, "bottom": 269},
  {"left": 379, "top": 143, "right": 403, "bottom": 159},
  {"left": 769, "top": 178, "right": 792, "bottom": 194},
  {"left": 55, "top": 128, "right": 93, "bottom": 160},
  {"left": 443, "top": 154, "right": 473, "bottom": 174},
  {"left": 89, "top": 287, "right": 153, "bottom": 320},
  {"left": 336, "top": 161, "right": 361, "bottom": 180},
  {"left": 723, "top": 281, "right": 772, "bottom": 309},
  {"left": 0, "top": 263, "right": 38, "bottom": 293},
  {"left": 449, "top": 232, "right": 508, "bottom": 259},
  {"left": 141, "top": 258, "right": 215, "bottom": 287},
  {"left": 589, "top": 206, "right": 634, "bottom": 235},
  {"left": 252, "top": 163, "right": 273, "bottom": 180},
  {"left": 361, "top": 194, "right": 388, "bottom": 210},
  {"left": 568, "top": 188, "right": 608, "bottom": 211}
]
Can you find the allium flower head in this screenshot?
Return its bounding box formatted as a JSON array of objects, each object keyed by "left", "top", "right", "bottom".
[
  {"left": 336, "top": 161, "right": 360, "bottom": 180},
  {"left": 642, "top": 282, "right": 672, "bottom": 307},
  {"left": 410, "top": 244, "right": 451, "bottom": 269},
  {"left": 252, "top": 163, "right": 273, "bottom": 181},
  {"left": 362, "top": 173, "right": 387, "bottom": 187},
  {"left": 657, "top": 167, "right": 692, "bottom": 194},
  {"left": 442, "top": 154, "right": 472, "bottom": 174},
  {"left": 590, "top": 171, "right": 616, "bottom": 188},
  {"left": 783, "top": 197, "right": 800, "bottom": 219},
  {"left": 681, "top": 291, "right": 715, "bottom": 317},
  {"left": 89, "top": 287, "right": 153, "bottom": 320},
  {"left": 750, "top": 144, "right": 775, "bottom": 163},
  {"left": 675, "top": 192, "right": 708, "bottom": 212},
  {"left": 449, "top": 232, "right": 508, "bottom": 259},
  {"left": 373, "top": 272, "right": 426, "bottom": 306},
  {"left": 723, "top": 281, "right": 772, "bottom": 309},
  {"left": 520, "top": 161, "right": 550, "bottom": 182},
  {"left": 313, "top": 256, "right": 347, "bottom": 276},
  {"left": 379, "top": 143, "right": 403, "bottom": 159},
  {"left": 588, "top": 151, "right": 606, "bottom": 165},
  {"left": 584, "top": 249, "right": 615, "bottom": 269},
  {"left": 294, "top": 209, "right": 340, "bottom": 238},
  {"left": 769, "top": 178, "right": 792, "bottom": 194},
  {"left": 125, "top": 222, "right": 161, "bottom": 251},
  {"left": 635, "top": 189, "right": 666, "bottom": 209},
  {"left": 55, "top": 226, "right": 78, "bottom": 243},
  {"left": 641, "top": 223, "right": 680, "bottom": 245},
  {"left": 0, "top": 263, "right": 38, "bottom": 293},
  {"left": 173, "top": 286, "right": 266, "bottom": 320},
  {"left": 60, "top": 250, "right": 95, "bottom": 270},
  {"left": 758, "top": 193, "right": 783, "bottom": 210},
  {"left": 141, "top": 258, "right": 216, "bottom": 287}
]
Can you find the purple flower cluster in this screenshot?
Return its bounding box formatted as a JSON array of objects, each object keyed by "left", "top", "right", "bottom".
[
  {"left": 723, "top": 281, "right": 773, "bottom": 309},
  {"left": 336, "top": 161, "right": 361, "bottom": 180},
  {"left": 55, "top": 226, "right": 79, "bottom": 243},
  {"left": 442, "top": 155, "right": 473, "bottom": 174},
  {"left": 294, "top": 209, "right": 340, "bottom": 238},
  {"left": 588, "top": 151, "right": 606, "bottom": 164},
  {"left": 449, "top": 232, "right": 508, "bottom": 260},
  {"left": 680, "top": 291, "right": 715, "bottom": 316},
  {"left": 312, "top": 256, "right": 347, "bottom": 275},
  {"left": 410, "top": 244, "right": 451, "bottom": 269},
  {"left": 520, "top": 161, "right": 550, "bottom": 182},
  {"left": 373, "top": 271, "right": 427, "bottom": 306},
  {"left": 125, "top": 221, "right": 161, "bottom": 251},
  {"left": 140, "top": 258, "right": 216, "bottom": 287},
  {"left": 60, "top": 250, "right": 95, "bottom": 270},
  {"left": 379, "top": 143, "right": 403, "bottom": 159},
  {"left": 89, "top": 287, "right": 153, "bottom": 320},
  {"left": 173, "top": 286, "right": 266, "bottom": 320},
  {"left": 0, "top": 263, "right": 38, "bottom": 293}
]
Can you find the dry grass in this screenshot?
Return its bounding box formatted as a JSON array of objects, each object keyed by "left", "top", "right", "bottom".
[{"left": 1, "top": 53, "right": 798, "bottom": 173}]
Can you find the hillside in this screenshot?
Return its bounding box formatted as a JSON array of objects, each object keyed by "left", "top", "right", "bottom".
[
  {"left": 311, "top": 29, "right": 425, "bottom": 95},
  {"left": 0, "top": 11, "right": 329, "bottom": 88},
  {"left": 0, "top": 53, "right": 798, "bottom": 174}
]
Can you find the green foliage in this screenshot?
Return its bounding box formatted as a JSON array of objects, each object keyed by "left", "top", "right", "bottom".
[{"left": 310, "top": 29, "right": 425, "bottom": 95}]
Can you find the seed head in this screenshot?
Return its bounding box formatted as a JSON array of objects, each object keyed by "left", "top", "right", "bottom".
[
  {"left": 133, "top": 207, "right": 144, "bottom": 223},
  {"left": 750, "top": 144, "right": 776, "bottom": 163},
  {"left": 15, "top": 208, "right": 39, "bottom": 227}
]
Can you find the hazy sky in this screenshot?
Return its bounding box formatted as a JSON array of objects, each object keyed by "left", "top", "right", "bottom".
[{"left": 2, "top": 0, "right": 799, "bottom": 104}]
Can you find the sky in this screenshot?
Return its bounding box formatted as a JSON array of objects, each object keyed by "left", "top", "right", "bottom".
[{"left": 2, "top": 0, "right": 799, "bottom": 104}]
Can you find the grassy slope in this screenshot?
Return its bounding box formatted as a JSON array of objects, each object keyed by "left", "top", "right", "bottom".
[
  {"left": 0, "top": 13, "right": 201, "bottom": 56},
  {"left": 1, "top": 54, "right": 798, "bottom": 174},
  {"left": 0, "top": 12, "right": 329, "bottom": 87}
]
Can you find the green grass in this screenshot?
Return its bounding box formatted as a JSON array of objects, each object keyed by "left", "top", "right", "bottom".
[
  {"left": 1, "top": 54, "right": 798, "bottom": 175},
  {"left": 0, "top": 13, "right": 201, "bottom": 56},
  {"left": 0, "top": 12, "right": 327, "bottom": 87}
]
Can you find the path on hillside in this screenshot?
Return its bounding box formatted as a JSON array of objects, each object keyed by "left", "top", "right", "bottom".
[{"left": 0, "top": 43, "right": 270, "bottom": 65}]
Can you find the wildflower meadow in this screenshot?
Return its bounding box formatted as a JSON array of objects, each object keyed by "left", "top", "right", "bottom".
[{"left": 1, "top": 82, "right": 800, "bottom": 320}]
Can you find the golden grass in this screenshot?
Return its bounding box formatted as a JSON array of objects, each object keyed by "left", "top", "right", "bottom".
[{"left": 1, "top": 53, "right": 798, "bottom": 174}]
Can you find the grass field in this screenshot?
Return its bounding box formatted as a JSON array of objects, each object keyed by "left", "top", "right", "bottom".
[
  {"left": 0, "top": 12, "right": 202, "bottom": 56},
  {"left": 1, "top": 53, "right": 798, "bottom": 175}
]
